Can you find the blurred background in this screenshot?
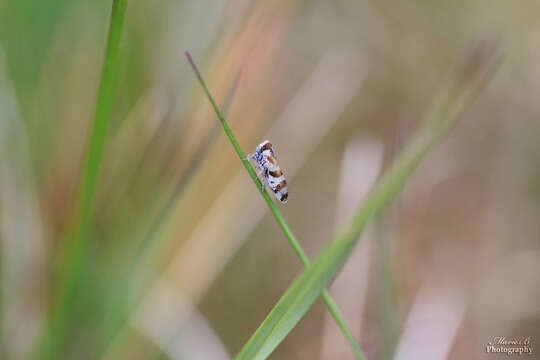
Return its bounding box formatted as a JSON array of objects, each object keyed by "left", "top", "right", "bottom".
[{"left": 0, "top": 0, "right": 539, "bottom": 359}]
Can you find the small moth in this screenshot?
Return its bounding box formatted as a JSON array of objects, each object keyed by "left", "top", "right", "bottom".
[{"left": 247, "top": 140, "right": 289, "bottom": 203}]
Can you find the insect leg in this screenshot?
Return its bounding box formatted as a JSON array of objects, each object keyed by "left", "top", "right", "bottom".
[
  {"left": 242, "top": 153, "right": 258, "bottom": 161},
  {"left": 256, "top": 169, "right": 266, "bottom": 192},
  {"left": 261, "top": 168, "right": 269, "bottom": 192}
]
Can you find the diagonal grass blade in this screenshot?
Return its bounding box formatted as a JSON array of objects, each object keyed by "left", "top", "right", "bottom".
[
  {"left": 185, "top": 51, "right": 366, "bottom": 358},
  {"left": 234, "top": 50, "right": 499, "bottom": 360}
]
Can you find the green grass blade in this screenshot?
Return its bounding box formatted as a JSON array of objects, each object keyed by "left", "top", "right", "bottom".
[
  {"left": 32, "top": 1, "right": 127, "bottom": 359},
  {"left": 78, "top": 0, "right": 127, "bottom": 239},
  {"left": 185, "top": 51, "right": 366, "bottom": 359},
  {"left": 233, "top": 55, "right": 498, "bottom": 360},
  {"left": 131, "top": 70, "right": 242, "bottom": 268},
  {"left": 94, "top": 74, "right": 245, "bottom": 358},
  {"left": 374, "top": 214, "right": 399, "bottom": 360}
]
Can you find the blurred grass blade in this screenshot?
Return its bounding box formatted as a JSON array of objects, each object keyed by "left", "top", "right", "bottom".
[
  {"left": 76, "top": 0, "right": 127, "bottom": 240},
  {"left": 95, "top": 73, "right": 244, "bottom": 357},
  {"left": 374, "top": 214, "right": 399, "bottom": 360},
  {"left": 234, "top": 54, "right": 498, "bottom": 360},
  {"left": 185, "top": 51, "right": 366, "bottom": 358},
  {"left": 33, "top": 0, "right": 127, "bottom": 359},
  {"left": 97, "top": 66, "right": 243, "bottom": 360},
  {"left": 132, "top": 70, "right": 242, "bottom": 266}
]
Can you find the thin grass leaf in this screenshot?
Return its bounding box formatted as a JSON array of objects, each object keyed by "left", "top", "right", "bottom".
[
  {"left": 131, "top": 69, "right": 242, "bottom": 268},
  {"left": 234, "top": 52, "right": 499, "bottom": 360},
  {"left": 374, "top": 214, "right": 399, "bottom": 360},
  {"left": 95, "top": 66, "right": 244, "bottom": 360},
  {"left": 32, "top": 1, "right": 127, "bottom": 359},
  {"left": 185, "top": 51, "right": 366, "bottom": 358}
]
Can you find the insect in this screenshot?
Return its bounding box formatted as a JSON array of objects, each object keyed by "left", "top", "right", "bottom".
[{"left": 246, "top": 140, "right": 289, "bottom": 203}]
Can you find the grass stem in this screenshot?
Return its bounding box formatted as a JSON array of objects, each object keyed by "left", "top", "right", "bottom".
[
  {"left": 185, "top": 51, "right": 366, "bottom": 359},
  {"left": 33, "top": 1, "right": 127, "bottom": 359}
]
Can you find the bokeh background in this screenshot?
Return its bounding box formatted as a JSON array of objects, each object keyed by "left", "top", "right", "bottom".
[{"left": 0, "top": 0, "right": 539, "bottom": 359}]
